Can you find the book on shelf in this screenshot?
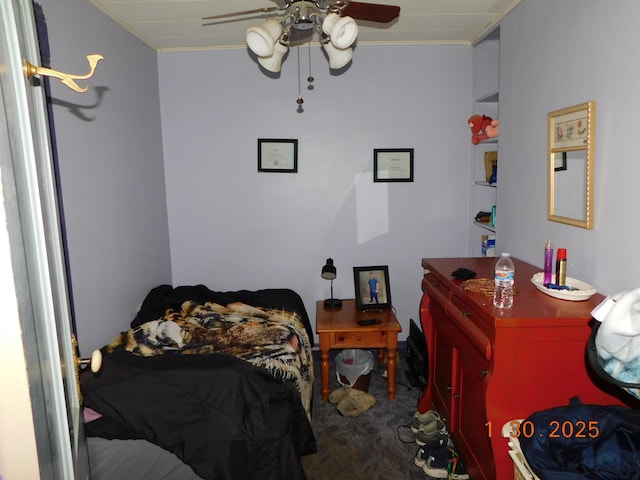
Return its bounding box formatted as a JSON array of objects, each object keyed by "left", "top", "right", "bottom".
[{"left": 482, "top": 234, "right": 495, "bottom": 257}]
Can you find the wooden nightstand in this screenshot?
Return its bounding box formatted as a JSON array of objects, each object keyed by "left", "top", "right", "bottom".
[{"left": 315, "top": 299, "right": 402, "bottom": 401}]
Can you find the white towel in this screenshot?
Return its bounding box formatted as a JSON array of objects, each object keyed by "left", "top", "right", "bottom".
[{"left": 592, "top": 287, "right": 640, "bottom": 399}]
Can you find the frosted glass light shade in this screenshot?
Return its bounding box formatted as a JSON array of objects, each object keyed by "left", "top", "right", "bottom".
[
  {"left": 246, "top": 19, "right": 283, "bottom": 57},
  {"left": 323, "top": 42, "right": 353, "bottom": 69},
  {"left": 321, "top": 13, "right": 340, "bottom": 35},
  {"left": 258, "top": 41, "right": 289, "bottom": 73},
  {"left": 329, "top": 16, "right": 358, "bottom": 49},
  {"left": 322, "top": 13, "right": 358, "bottom": 49}
]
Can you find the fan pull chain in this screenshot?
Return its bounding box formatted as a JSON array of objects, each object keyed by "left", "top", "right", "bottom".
[
  {"left": 307, "top": 40, "right": 314, "bottom": 86},
  {"left": 296, "top": 46, "right": 304, "bottom": 106}
]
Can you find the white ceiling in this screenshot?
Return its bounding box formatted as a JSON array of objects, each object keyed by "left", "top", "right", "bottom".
[{"left": 88, "top": 0, "right": 521, "bottom": 52}]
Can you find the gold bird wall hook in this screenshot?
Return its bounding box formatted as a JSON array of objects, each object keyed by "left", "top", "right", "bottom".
[{"left": 24, "top": 54, "right": 104, "bottom": 93}]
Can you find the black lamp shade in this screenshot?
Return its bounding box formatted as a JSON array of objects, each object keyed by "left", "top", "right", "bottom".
[
  {"left": 321, "top": 258, "right": 341, "bottom": 308},
  {"left": 321, "top": 258, "right": 337, "bottom": 280}
]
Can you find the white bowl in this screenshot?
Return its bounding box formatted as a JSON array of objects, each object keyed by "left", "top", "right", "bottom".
[{"left": 530, "top": 272, "right": 597, "bottom": 301}]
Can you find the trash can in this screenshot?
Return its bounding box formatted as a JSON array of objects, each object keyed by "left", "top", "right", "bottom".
[{"left": 335, "top": 349, "right": 375, "bottom": 392}]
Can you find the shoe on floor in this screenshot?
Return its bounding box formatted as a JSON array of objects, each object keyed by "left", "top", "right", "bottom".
[
  {"left": 422, "top": 446, "right": 470, "bottom": 479},
  {"left": 415, "top": 418, "right": 447, "bottom": 446},
  {"left": 329, "top": 386, "right": 352, "bottom": 404},
  {"left": 410, "top": 409, "right": 442, "bottom": 433},
  {"left": 413, "top": 433, "right": 452, "bottom": 468},
  {"left": 337, "top": 389, "right": 376, "bottom": 416}
]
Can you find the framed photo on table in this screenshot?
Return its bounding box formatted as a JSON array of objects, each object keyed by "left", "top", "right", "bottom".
[
  {"left": 258, "top": 139, "right": 298, "bottom": 172},
  {"left": 353, "top": 265, "right": 392, "bottom": 310},
  {"left": 373, "top": 148, "right": 414, "bottom": 182}
]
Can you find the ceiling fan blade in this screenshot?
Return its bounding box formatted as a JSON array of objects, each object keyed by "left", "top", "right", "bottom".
[
  {"left": 202, "top": 6, "right": 281, "bottom": 21},
  {"left": 341, "top": 2, "right": 400, "bottom": 23}
]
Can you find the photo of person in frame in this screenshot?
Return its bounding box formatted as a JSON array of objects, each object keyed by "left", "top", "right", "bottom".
[
  {"left": 368, "top": 271, "right": 379, "bottom": 304},
  {"left": 354, "top": 266, "right": 391, "bottom": 309}
]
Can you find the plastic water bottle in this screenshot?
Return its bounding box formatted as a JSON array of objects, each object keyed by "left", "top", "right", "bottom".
[{"left": 493, "top": 252, "right": 515, "bottom": 308}]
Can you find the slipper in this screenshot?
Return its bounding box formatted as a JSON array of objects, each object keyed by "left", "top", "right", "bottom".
[
  {"left": 337, "top": 390, "right": 376, "bottom": 416},
  {"left": 329, "top": 386, "right": 353, "bottom": 404}
]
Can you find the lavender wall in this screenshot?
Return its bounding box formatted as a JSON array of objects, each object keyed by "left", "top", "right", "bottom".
[
  {"left": 38, "top": 0, "right": 640, "bottom": 353},
  {"left": 43, "top": 0, "right": 171, "bottom": 355},
  {"left": 43, "top": 0, "right": 474, "bottom": 350},
  {"left": 158, "top": 44, "right": 473, "bottom": 341},
  {"left": 497, "top": 0, "right": 640, "bottom": 295}
]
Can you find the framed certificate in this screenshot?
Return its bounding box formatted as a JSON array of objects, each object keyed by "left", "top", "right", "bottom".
[
  {"left": 258, "top": 139, "right": 298, "bottom": 173},
  {"left": 373, "top": 148, "right": 414, "bottom": 182}
]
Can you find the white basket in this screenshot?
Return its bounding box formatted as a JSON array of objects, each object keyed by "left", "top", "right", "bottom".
[{"left": 501, "top": 420, "right": 541, "bottom": 480}]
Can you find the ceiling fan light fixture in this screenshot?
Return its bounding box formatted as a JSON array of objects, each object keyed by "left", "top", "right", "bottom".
[
  {"left": 246, "top": 18, "right": 283, "bottom": 57},
  {"left": 204, "top": 1, "right": 402, "bottom": 79},
  {"left": 323, "top": 41, "right": 353, "bottom": 70},
  {"left": 329, "top": 16, "right": 358, "bottom": 49},
  {"left": 258, "top": 40, "right": 289, "bottom": 73}
]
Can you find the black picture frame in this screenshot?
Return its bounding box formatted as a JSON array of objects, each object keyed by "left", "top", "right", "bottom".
[
  {"left": 353, "top": 265, "right": 392, "bottom": 310},
  {"left": 258, "top": 138, "right": 298, "bottom": 173},
  {"left": 373, "top": 148, "right": 414, "bottom": 182},
  {"left": 554, "top": 151, "right": 567, "bottom": 171}
]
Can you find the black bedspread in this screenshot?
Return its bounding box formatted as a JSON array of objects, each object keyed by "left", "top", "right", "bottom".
[{"left": 81, "top": 286, "right": 317, "bottom": 480}]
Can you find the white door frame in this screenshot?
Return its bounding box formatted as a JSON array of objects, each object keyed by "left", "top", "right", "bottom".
[{"left": 0, "top": 0, "right": 89, "bottom": 478}]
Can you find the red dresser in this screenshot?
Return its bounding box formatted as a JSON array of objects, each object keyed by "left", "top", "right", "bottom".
[{"left": 417, "top": 257, "right": 631, "bottom": 480}]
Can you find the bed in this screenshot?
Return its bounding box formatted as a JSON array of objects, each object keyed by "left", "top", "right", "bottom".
[{"left": 80, "top": 284, "right": 317, "bottom": 480}]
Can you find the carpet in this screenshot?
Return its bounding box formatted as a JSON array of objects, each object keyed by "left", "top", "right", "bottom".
[{"left": 301, "top": 347, "right": 431, "bottom": 480}]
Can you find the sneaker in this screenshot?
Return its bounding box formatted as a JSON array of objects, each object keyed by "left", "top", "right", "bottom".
[
  {"left": 415, "top": 418, "right": 447, "bottom": 446},
  {"left": 410, "top": 409, "right": 442, "bottom": 433},
  {"left": 413, "top": 433, "right": 451, "bottom": 468},
  {"left": 423, "top": 447, "right": 470, "bottom": 479}
]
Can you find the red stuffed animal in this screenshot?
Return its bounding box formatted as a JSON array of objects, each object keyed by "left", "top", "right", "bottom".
[{"left": 468, "top": 114, "right": 495, "bottom": 145}]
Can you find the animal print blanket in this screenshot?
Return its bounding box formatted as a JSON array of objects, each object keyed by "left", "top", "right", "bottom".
[{"left": 106, "top": 300, "right": 314, "bottom": 416}]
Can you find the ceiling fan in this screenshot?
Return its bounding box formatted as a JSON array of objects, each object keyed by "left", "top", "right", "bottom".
[{"left": 202, "top": 1, "right": 400, "bottom": 73}]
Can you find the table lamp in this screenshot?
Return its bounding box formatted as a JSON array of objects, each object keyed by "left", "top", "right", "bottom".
[{"left": 321, "top": 258, "right": 342, "bottom": 308}]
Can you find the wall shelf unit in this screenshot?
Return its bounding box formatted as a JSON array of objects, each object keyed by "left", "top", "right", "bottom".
[
  {"left": 470, "top": 29, "right": 499, "bottom": 257},
  {"left": 473, "top": 221, "right": 495, "bottom": 232},
  {"left": 476, "top": 92, "right": 499, "bottom": 103},
  {"left": 474, "top": 181, "right": 496, "bottom": 187}
]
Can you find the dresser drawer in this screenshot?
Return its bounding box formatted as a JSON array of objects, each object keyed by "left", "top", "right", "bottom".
[{"left": 333, "top": 331, "right": 385, "bottom": 346}]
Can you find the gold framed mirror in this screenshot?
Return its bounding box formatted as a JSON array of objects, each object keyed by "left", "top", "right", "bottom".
[{"left": 547, "top": 100, "right": 595, "bottom": 229}]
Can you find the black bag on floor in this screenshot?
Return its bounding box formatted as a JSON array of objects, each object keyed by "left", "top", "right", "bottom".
[{"left": 519, "top": 397, "right": 640, "bottom": 480}]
